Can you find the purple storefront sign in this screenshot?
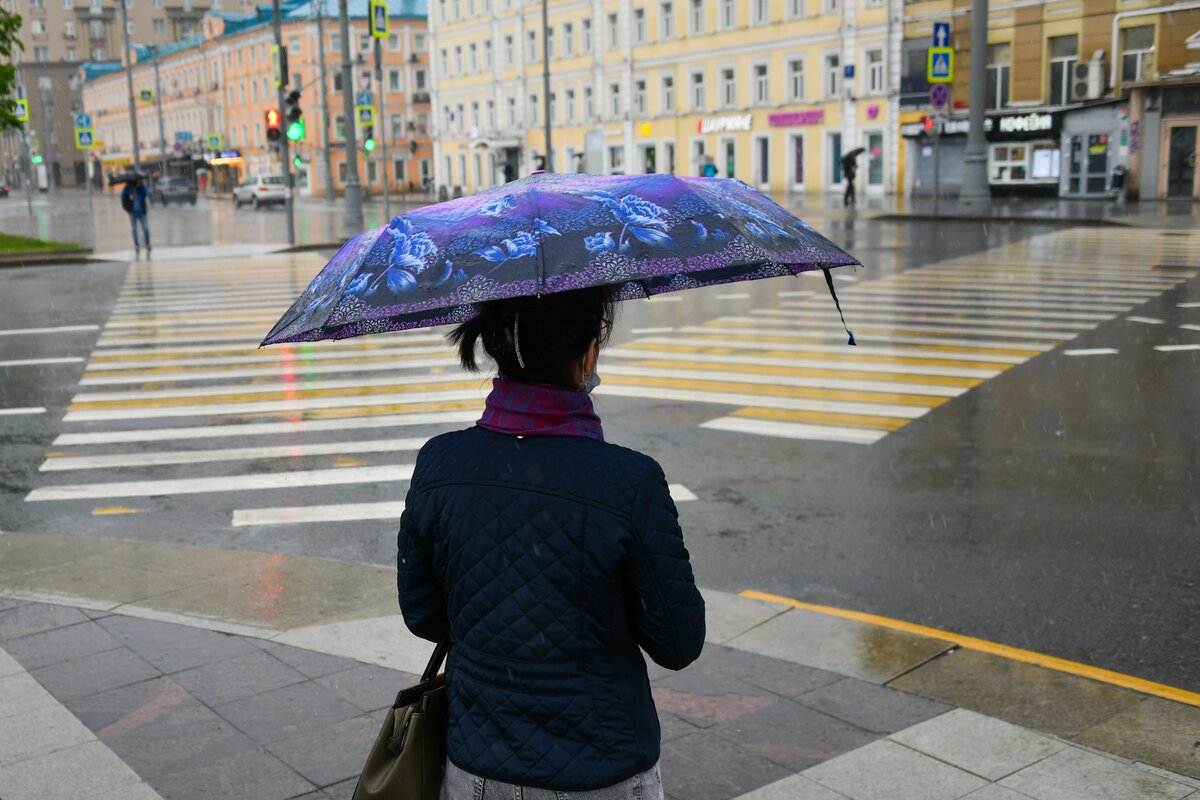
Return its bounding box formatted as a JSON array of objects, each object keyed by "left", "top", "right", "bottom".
[{"left": 768, "top": 110, "right": 825, "bottom": 127}]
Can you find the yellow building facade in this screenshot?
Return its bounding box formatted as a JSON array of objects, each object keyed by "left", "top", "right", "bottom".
[{"left": 430, "top": 0, "right": 902, "bottom": 197}]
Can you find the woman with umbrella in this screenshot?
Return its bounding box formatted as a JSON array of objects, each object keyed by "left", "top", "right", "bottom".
[
  {"left": 841, "top": 147, "right": 865, "bottom": 207},
  {"left": 262, "top": 173, "right": 858, "bottom": 799}
]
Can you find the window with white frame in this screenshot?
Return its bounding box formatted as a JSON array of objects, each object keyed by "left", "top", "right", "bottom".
[
  {"left": 456, "top": 103, "right": 465, "bottom": 131},
  {"left": 691, "top": 70, "right": 705, "bottom": 109},
  {"left": 414, "top": 33, "right": 426, "bottom": 51},
  {"left": 753, "top": 63, "right": 768, "bottom": 103},
  {"left": 720, "top": 0, "right": 735, "bottom": 28},
  {"left": 528, "top": 30, "right": 538, "bottom": 61},
  {"left": 454, "top": 45, "right": 463, "bottom": 74},
  {"left": 507, "top": 96, "right": 516, "bottom": 126},
  {"left": 635, "top": 79, "right": 647, "bottom": 114},
  {"left": 389, "top": 70, "right": 401, "bottom": 90},
  {"left": 584, "top": 85, "right": 594, "bottom": 117},
  {"left": 788, "top": 58, "right": 805, "bottom": 99},
  {"left": 529, "top": 93, "right": 539, "bottom": 124},
  {"left": 549, "top": 92, "right": 556, "bottom": 122},
  {"left": 825, "top": 53, "right": 840, "bottom": 97},
  {"left": 752, "top": 0, "right": 768, "bottom": 24},
  {"left": 1048, "top": 35, "right": 1077, "bottom": 105},
  {"left": 505, "top": 35, "right": 514, "bottom": 65},
  {"left": 662, "top": 74, "right": 675, "bottom": 111},
  {"left": 64, "top": 18, "right": 75, "bottom": 36},
  {"left": 468, "top": 43, "right": 477, "bottom": 72},
  {"left": 609, "top": 82, "right": 621, "bottom": 116},
  {"left": 720, "top": 67, "right": 735, "bottom": 107},
  {"left": 483, "top": 39, "right": 493, "bottom": 68},
  {"left": 633, "top": 8, "right": 646, "bottom": 43},
  {"left": 470, "top": 101, "right": 479, "bottom": 128},
  {"left": 1121, "top": 25, "right": 1154, "bottom": 83},
  {"left": 563, "top": 22, "right": 574, "bottom": 56},
  {"left": 690, "top": 0, "right": 704, "bottom": 33},
  {"left": 865, "top": 47, "right": 883, "bottom": 94},
  {"left": 609, "top": 145, "right": 625, "bottom": 171},
  {"left": 439, "top": 48, "right": 448, "bottom": 74},
  {"left": 565, "top": 88, "right": 576, "bottom": 120},
  {"left": 661, "top": 2, "right": 674, "bottom": 38},
  {"left": 825, "top": 0, "right": 838, "bottom": 12},
  {"left": 608, "top": 13, "right": 619, "bottom": 49},
  {"left": 546, "top": 26, "right": 555, "bottom": 58},
  {"left": 986, "top": 43, "right": 1010, "bottom": 109},
  {"left": 582, "top": 18, "right": 592, "bottom": 53},
  {"left": 787, "top": 0, "right": 804, "bottom": 17},
  {"left": 416, "top": 70, "right": 427, "bottom": 90},
  {"left": 486, "top": 99, "right": 495, "bottom": 127},
  {"left": 31, "top": 18, "right": 46, "bottom": 35}
]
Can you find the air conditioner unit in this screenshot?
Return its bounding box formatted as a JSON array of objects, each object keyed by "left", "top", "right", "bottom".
[{"left": 1071, "top": 59, "right": 1104, "bottom": 102}]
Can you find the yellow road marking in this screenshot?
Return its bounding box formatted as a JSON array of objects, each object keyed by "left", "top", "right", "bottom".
[
  {"left": 628, "top": 359, "right": 982, "bottom": 388},
  {"left": 85, "top": 350, "right": 457, "bottom": 377},
  {"left": 334, "top": 456, "right": 367, "bottom": 467},
  {"left": 89, "top": 338, "right": 437, "bottom": 363},
  {"left": 672, "top": 333, "right": 1042, "bottom": 358},
  {"left": 619, "top": 342, "right": 1016, "bottom": 371},
  {"left": 742, "top": 589, "right": 1200, "bottom": 709},
  {"left": 91, "top": 506, "right": 143, "bottom": 516},
  {"left": 730, "top": 407, "right": 910, "bottom": 431},
  {"left": 603, "top": 374, "right": 946, "bottom": 407},
  {"left": 292, "top": 399, "right": 483, "bottom": 420}
]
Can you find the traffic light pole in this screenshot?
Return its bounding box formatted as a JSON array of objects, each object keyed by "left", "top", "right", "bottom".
[
  {"left": 119, "top": 0, "right": 140, "bottom": 169},
  {"left": 315, "top": 2, "right": 335, "bottom": 201},
  {"left": 374, "top": 37, "right": 390, "bottom": 221},
  {"left": 272, "top": 0, "right": 296, "bottom": 246},
  {"left": 152, "top": 49, "right": 167, "bottom": 177},
  {"left": 338, "top": 0, "right": 364, "bottom": 231},
  {"left": 19, "top": 125, "right": 34, "bottom": 227}
]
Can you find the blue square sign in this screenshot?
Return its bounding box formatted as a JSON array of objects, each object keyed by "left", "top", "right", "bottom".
[{"left": 932, "top": 22, "right": 951, "bottom": 48}]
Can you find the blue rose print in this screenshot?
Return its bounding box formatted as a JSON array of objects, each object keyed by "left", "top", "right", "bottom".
[
  {"left": 387, "top": 216, "right": 438, "bottom": 273},
  {"left": 582, "top": 191, "right": 674, "bottom": 250},
  {"left": 584, "top": 232, "right": 615, "bottom": 254},
  {"left": 479, "top": 194, "right": 517, "bottom": 218},
  {"left": 534, "top": 218, "right": 561, "bottom": 237},
  {"left": 474, "top": 230, "right": 539, "bottom": 263}
]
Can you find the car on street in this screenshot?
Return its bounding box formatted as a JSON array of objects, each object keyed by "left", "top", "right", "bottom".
[
  {"left": 150, "top": 176, "right": 197, "bottom": 206},
  {"left": 233, "top": 174, "right": 287, "bottom": 209},
  {"left": 0, "top": 183, "right": 9, "bottom": 197}
]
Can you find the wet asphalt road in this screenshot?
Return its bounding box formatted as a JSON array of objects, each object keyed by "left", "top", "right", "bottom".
[{"left": 2, "top": 209, "right": 1199, "bottom": 694}]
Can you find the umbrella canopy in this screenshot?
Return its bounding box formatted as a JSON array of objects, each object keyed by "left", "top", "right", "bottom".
[
  {"left": 109, "top": 171, "right": 148, "bottom": 185},
  {"left": 262, "top": 172, "right": 859, "bottom": 346},
  {"left": 842, "top": 148, "right": 866, "bottom": 162}
]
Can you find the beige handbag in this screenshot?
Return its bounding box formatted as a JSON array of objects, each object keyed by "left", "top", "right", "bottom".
[{"left": 352, "top": 640, "right": 449, "bottom": 800}]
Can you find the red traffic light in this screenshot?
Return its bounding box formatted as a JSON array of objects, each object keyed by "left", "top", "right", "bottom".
[
  {"left": 266, "top": 108, "right": 282, "bottom": 128},
  {"left": 922, "top": 115, "right": 934, "bottom": 131}
]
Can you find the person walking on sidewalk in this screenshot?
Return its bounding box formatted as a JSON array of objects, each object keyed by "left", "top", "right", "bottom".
[
  {"left": 120, "top": 175, "right": 151, "bottom": 255},
  {"left": 398, "top": 287, "right": 706, "bottom": 800}
]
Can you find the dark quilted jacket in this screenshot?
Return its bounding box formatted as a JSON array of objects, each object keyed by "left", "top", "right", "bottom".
[{"left": 397, "top": 426, "right": 706, "bottom": 792}]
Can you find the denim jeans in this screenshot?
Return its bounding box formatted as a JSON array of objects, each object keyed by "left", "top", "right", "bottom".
[
  {"left": 441, "top": 759, "right": 663, "bottom": 800},
  {"left": 129, "top": 212, "right": 150, "bottom": 249}
]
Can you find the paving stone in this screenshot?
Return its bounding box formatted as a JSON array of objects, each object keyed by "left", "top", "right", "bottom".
[
  {"left": 654, "top": 643, "right": 842, "bottom": 702},
  {"left": 86, "top": 782, "right": 166, "bottom": 800},
  {"left": 254, "top": 640, "right": 359, "bottom": 679},
  {"left": 315, "top": 663, "right": 415, "bottom": 713},
  {"left": 658, "top": 728, "right": 795, "bottom": 800},
  {"left": 96, "top": 614, "right": 259, "bottom": 674},
  {"left": 1076, "top": 697, "right": 1200, "bottom": 780},
  {"left": 999, "top": 746, "right": 1194, "bottom": 800},
  {"left": 66, "top": 674, "right": 191, "bottom": 732},
  {"left": 0, "top": 646, "right": 24, "bottom": 677},
  {"left": 266, "top": 713, "right": 380, "bottom": 787},
  {"left": 709, "top": 696, "right": 878, "bottom": 773},
  {"left": 0, "top": 602, "right": 91, "bottom": 641},
  {"left": 805, "top": 739, "right": 988, "bottom": 800},
  {"left": 699, "top": 587, "right": 788, "bottom": 644},
  {"left": 31, "top": 645, "right": 161, "bottom": 702},
  {"left": 323, "top": 777, "right": 360, "bottom": 800},
  {"left": 652, "top": 685, "right": 776, "bottom": 729},
  {"left": 732, "top": 774, "right": 853, "bottom": 800},
  {"left": 891, "top": 708, "right": 1066, "bottom": 781},
  {"left": 659, "top": 711, "right": 708, "bottom": 743},
  {"left": 0, "top": 597, "right": 27, "bottom": 612},
  {"left": 797, "top": 678, "right": 952, "bottom": 734},
  {"left": 214, "top": 679, "right": 366, "bottom": 744},
  {"left": 888, "top": 648, "right": 1146, "bottom": 738},
  {"left": 172, "top": 649, "right": 309, "bottom": 707},
  {"left": 0, "top": 671, "right": 54, "bottom": 719},
  {"left": 959, "top": 786, "right": 1036, "bottom": 800},
  {"left": 0, "top": 739, "right": 146, "bottom": 800},
  {"left": 1, "top": 618, "right": 123, "bottom": 671},
  {"left": 0, "top": 702, "right": 94, "bottom": 766},
  {"left": 726, "top": 608, "right": 953, "bottom": 684},
  {"left": 157, "top": 746, "right": 315, "bottom": 800}
]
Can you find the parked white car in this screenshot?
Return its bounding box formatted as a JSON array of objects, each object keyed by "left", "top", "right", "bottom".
[{"left": 233, "top": 174, "right": 287, "bottom": 209}]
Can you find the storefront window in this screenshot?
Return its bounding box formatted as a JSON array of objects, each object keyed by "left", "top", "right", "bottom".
[
  {"left": 1030, "top": 143, "right": 1060, "bottom": 180},
  {"left": 991, "top": 145, "right": 1027, "bottom": 182}
]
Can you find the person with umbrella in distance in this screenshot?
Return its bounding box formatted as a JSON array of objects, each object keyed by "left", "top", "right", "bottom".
[
  {"left": 261, "top": 173, "right": 859, "bottom": 800},
  {"left": 119, "top": 173, "right": 151, "bottom": 256},
  {"left": 841, "top": 147, "right": 865, "bottom": 207}
]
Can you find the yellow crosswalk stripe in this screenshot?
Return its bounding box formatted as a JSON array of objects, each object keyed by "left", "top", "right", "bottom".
[
  {"left": 624, "top": 359, "right": 982, "bottom": 388},
  {"left": 602, "top": 374, "right": 947, "bottom": 408},
  {"left": 618, "top": 341, "right": 1019, "bottom": 371}
]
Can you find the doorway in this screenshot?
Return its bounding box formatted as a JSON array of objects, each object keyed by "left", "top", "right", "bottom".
[
  {"left": 1068, "top": 133, "right": 1109, "bottom": 195},
  {"left": 1162, "top": 121, "right": 1199, "bottom": 198},
  {"left": 754, "top": 136, "right": 770, "bottom": 190},
  {"left": 788, "top": 133, "right": 806, "bottom": 192},
  {"left": 720, "top": 137, "right": 736, "bottom": 178},
  {"left": 864, "top": 130, "right": 884, "bottom": 193},
  {"left": 640, "top": 143, "right": 657, "bottom": 174}
]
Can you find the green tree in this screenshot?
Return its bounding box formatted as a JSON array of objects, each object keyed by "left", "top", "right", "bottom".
[{"left": 0, "top": 7, "right": 24, "bottom": 131}]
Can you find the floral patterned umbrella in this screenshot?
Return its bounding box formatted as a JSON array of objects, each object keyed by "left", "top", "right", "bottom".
[{"left": 261, "top": 172, "right": 860, "bottom": 346}]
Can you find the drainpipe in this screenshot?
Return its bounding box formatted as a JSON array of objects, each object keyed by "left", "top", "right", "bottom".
[{"left": 1109, "top": 1, "right": 1200, "bottom": 89}]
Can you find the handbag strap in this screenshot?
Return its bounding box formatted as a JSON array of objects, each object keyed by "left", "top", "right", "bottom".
[{"left": 421, "top": 637, "right": 449, "bottom": 683}]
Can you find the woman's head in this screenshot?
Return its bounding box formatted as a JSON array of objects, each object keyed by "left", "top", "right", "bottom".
[{"left": 448, "top": 287, "right": 615, "bottom": 388}]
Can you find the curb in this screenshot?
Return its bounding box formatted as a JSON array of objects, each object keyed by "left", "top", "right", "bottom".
[
  {"left": 869, "top": 213, "right": 1132, "bottom": 227},
  {"left": 0, "top": 249, "right": 98, "bottom": 269}
]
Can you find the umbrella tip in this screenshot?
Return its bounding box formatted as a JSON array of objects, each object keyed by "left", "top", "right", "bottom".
[{"left": 530, "top": 169, "right": 546, "bottom": 175}]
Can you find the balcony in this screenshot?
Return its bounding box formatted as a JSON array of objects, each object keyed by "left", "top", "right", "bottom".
[{"left": 413, "top": 91, "right": 430, "bottom": 104}]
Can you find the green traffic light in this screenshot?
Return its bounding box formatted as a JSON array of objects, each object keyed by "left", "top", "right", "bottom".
[
  {"left": 31, "top": 155, "right": 43, "bottom": 164},
  {"left": 293, "top": 156, "right": 302, "bottom": 168},
  {"left": 286, "top": 118, "right": 305, "bottom": 142},
  {"left": 364, "top": 137, "right": 376, "bottom": 152}
]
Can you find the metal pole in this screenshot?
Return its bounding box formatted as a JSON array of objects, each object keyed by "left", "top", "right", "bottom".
[
  {"left": 37, "top": 87, "right": 53, "bottom": 192},
  {"left": 271, "top": 0, "right": 296, "bottom": 246},
  {"left": 316, "top": 1, "right": 335, "bottom": 201},
  {"left": 375, "top": 36, "right": 390, "bottom": 219},
  {"left": 932, "top": 118, "right": 941, "bottom": 215},
  {"left": 19, "top": 125, "right": 34, "bottom": 227},
  {"left": 959, "top": 0, "right": 989, "bottom": 205},
  {"left": 119, "top": 0, "right": 141, "bottom": 168},
  {"left": 541, "top": 0, "right": 551, "bottom": 171},
  {"left": 86, "top": 154, "right": 96, "bottom": 248},
  {"left": 338, "top": 0, "right": 363, "bottom": 230},
  {"left": 153, "top": 51, "right": 166, "bottom": 177}
]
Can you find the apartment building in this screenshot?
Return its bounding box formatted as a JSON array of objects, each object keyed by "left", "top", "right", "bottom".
[
  {"left": 429, "top": 0, "right": 902, "bottom": 197},
  {"left": 80, "top": 0, "right": 433, "bottom": 196}
]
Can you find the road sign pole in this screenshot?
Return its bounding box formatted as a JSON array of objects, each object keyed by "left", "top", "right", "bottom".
[
  {"left": 961, "top": 0, "right": 990, "bottom": 206},
  {"left": 933, "top": 116, "right": 942, "bottom": 215},
  {"left": 375, "top": 37, "right": 390, "bottom": 221},
  {"left": 119, "top": 0, "right": 141, "bottom": 169},
  {"left": 19, "top": 125, "right": 34, "bottom": 227},
  {"left": 338, "top": 0, "right": 364, "bottom": 231},
  {"left": 271, "top": 0, "right": 296, "bottom": 246}
]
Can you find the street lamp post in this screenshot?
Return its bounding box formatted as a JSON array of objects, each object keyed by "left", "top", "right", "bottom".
[
  {"left": 959, "top": 0, "right": 990, "bottom": 206},
  {"left": 541, "top": 0, "right": 551, "bottom": 172},
  {"left": 119, "top": 0, "right": 141, "bottom": 169},
  {"left": 315, "top": 1, "right": 335, "bottom": 201},
  {"left": 338, "top": 0, "right": 364, "bottom": 229},
  {"left": 271, "top": 0, "right": 296, "bottom": 246},
  {"left": 152, "top": 48, "right": 167, "bottom": 176},
  {"left": 374, "top": 35, "right": 390, "bottom": 220}
]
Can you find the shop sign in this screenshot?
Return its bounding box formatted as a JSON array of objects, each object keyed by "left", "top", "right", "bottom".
[
  {"left": 698, "top": 115, "right": 752, "bottom": 133},
  {"left": 768, "top": 110, "right": 824, "bottom": 127},
  {"left": 901, "top": 118, "right": 969, "bottom": 137},
  {"left": 984, "top": 111, "right": 1060, "bottom": 139}
]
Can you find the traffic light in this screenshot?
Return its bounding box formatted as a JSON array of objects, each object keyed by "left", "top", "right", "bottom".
[
  {"left": 265, "top": 108, "right": 282, "bottom": 142},
  {"left": 922, "top": 115, "right": 934, "bottom": 131},
  {"left": 363, "top": 126, "right": 376, "bottom": 152},
  {"left": 285, "top": 90, "right": 302, "bottom": 123},
  {"left": 31, "top": 154, "right": 43, "bottom": 164},
  {"left": 294, "top": 156, "right": 304, "bottom": 168},
  {"left": 286, "top": 117, "right": 305, "bottom": 142}
]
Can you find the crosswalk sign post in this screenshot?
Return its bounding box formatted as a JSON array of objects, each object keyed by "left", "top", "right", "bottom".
[
  {"left": 927, "top": 47, "right": 954, "bottom": 83},
  {"left": 75, "top": 128, "right": 95, "bottom": 150},
  {"left": 13, "top": 99, "right": 29, "bottom": 122},
  {"left": 369, "top": 0, "right": 388, "bottom": 38},
  {"left": 356, "top": 105, "right": 376, "bottom": 126}
]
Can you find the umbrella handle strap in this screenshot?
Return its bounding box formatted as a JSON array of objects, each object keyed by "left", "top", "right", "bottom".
[{"left": 822, "top": 268, "right": 857, "bottom": 347}]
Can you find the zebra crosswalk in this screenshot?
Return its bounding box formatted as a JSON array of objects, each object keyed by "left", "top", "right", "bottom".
[{"left": 25, "top": 228, "right": 1197, "bottom": 530}]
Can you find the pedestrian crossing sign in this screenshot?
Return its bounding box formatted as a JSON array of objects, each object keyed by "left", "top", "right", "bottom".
[
  {"left": 12, "top": 99, "right": 29, "bottom": 122},
  {"left": 369, "top": 0, "right": 388, "bottom": 38},
  {"left": 139, "top": 88, "right": 155, "bottom": 104},
  {"left": 927, "top": 47, "right": 954, "bottom": 83},
  {"left": 75, "top": 128, "right": 95, "bottom": 150},
  {"left": 356, "top": 104, "right": 376, "bottom": 126},
  {"left": 207, "top": 134, "right": 222, "bottom": 150}
]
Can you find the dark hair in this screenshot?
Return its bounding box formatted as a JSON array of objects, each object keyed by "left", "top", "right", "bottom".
[{"left": 448, "top": 287, "right": 615, "bottom": 387}]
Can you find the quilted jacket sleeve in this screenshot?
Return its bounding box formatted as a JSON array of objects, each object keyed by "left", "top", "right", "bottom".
[
  {"left": 397, "top": 453, "right": 449, "bottom": 644},
  {"left": 625, "top": 462, "right": 706, "bottom": 671}
]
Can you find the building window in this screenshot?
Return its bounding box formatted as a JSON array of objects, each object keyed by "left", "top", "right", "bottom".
[
  {"left": 529, "top": 94, "right": 538, "bottom": 125},
  {"left": 825, "top": 53, "right": 840, "bottom": 97},
  {"left": 504, "top": 35, "right": 514, "bottom": 65},
  {"left": 607, "top": 13, "right": 619, "bottom": 49},
  {"left": 1121, "top": 25, "right": 1154, "bottom": 83},
  {"left": 416, "top": 70, "right": 427, "bottom": 90},
  {"left": 752, "top": 0, "right": 768, "bottom": 24},
  {"left": 565, "top": 88, "right": 576, "bottom": 120},
  {"left": 439, "top": 48, "right": 448, "bottom": 73},
  {"left": 31, "top": 18, "right": 46, "bottom": 35},
  {"left": 66, "top": 46, "right": 77, "bottom": 59},
  {"left": 389, "top": 70, "right": 401, "bottom": 90},
  {"left": 691, "top": 71, "right": 705, "bottom": 109},
  {"left": 787, "top": 0, "right": 804, "bottom": 17},
  {"left": 456, "top": 103, "right": 465, "bottom": 131},
  {"left": 720, "top": 68, "right": 735, "bottom": 106},
  {"left": 753, "top": 63, "right": 768, "bottom": 103},
  {"left": 507, "top": 96, "right": 516, "bottom": 126},
  {"left": 609, "top": 82, "right": 621, "bottom": 116},
  {"left": 584, "top": 86, "right": 595, "bottom": 118},
  {"left": 335, "top": 115, "right": 346, "bottom": 140},
  {"left": 690, "top": 0, "right": 704, "bottom": 33},
  {"left": 609, "top": 144, "right": 625, "bottom": 171},
  {"left": 788, "top": 59, "right": 805, "bottom": 99},
  {"left": 486, "top": 99, "right": 495, "bottom": 127},
  {"left": 454, "top": 45, "right": 463, "bottom": 73},
  {"left": 986, "top": 43, "right": 1010, "bottom": 109},
  {"left": 468, "top": 43, "right": 477, "bottom": 72},
  {"left": 483, "top": 39, "right": 493, "bottom": 69},
  {"left": 563, "top": 22, "right": 574, "bottom": 56},
  {"left": 414, "top": 33, "right": 426, "bottom": 52},
  {"left": 527, "top": 30, "right": 538, "bottom": 62},
  {"left": 1048, "top": 35, "right": 1077, "bottom": 105},
  {"left": 865, "top": 47, "right": 884, "bottom": 95},
  {"left": 582, "top": 18, "right": 592, "bottom": 53},
  {"left": 633, "top": 8, "right": 646, "bottom": 44},
  {"left": 635, "top": 79, "right": 647, "bottom": 114},
  {"left": 546, "top": 25, "right": 555, "bottom": 58},
  {"left": 389, "top": 34, "right": 399, "bottom": 52},
  {"left": 825, "top": 0, "right": 838, "bottom": 12},
  {"left": 662, "top": 75, "right": 675, "bottom": 112},
  {"left": 661, "top": 2, "right": 674, "bottom": 38},
  {"left": 720, "top": 0, "right": 735, "bottom": 28},
  {"left": 548, "top": 92, "right": 556, "bottom": 122}
]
